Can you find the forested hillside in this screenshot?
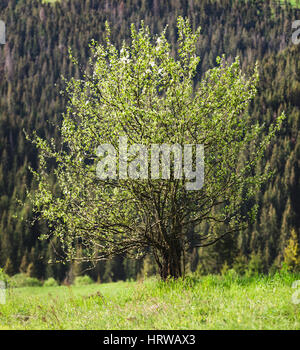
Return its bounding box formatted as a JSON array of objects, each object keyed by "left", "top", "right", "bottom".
[{"left": 0, "top": 0, "right": 299, "bottom": 282}]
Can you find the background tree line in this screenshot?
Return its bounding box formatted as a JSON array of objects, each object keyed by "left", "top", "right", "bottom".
[{"left": 0, "top": 0, "right": 299, "bottom": 282}]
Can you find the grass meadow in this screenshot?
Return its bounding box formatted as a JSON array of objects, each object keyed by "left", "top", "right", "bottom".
[{"left": 0, "top": 272, "right": 300, "bottom": 330}]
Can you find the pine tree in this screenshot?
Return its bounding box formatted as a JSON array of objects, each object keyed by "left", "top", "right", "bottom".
[
  {"left": 283, "top": 228, "right": 300, "bottom": 271},
  {"left": 4, "top": 257, "right": 14, "bottom": 276},
  {"left": 19, "top": 251, "right": 28, "bottom": 274}
]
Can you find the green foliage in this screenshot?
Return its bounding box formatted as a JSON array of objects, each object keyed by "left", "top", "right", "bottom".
[
  {"left": 283, "top": 228, "right": 300, "bottom": 272},
  {"left": 220, "top": 261, "right": 230, "bottom": 276},
  {"left": 26, "top": 263, "right": 36, "bottom": 278},
  {"left": 232, "top": 255, "right": 248, "bottom": 275},
  {"left": 10, "top": 274, "right": 43, "bottom": 288},
  {"left": 43, "top": 277, "right": 59, "bottom": 287},
  {"left": 74, "top": 275, "right": 94, "bottom": 286},
  {"left": 245, "top": 252, "right": 265, "bottom": 277},
  {"left": 4, "top": 258, "right": 14, "bottom": 276},
  {"left": 30, "top": 15, "right": 284, "bottom": 280},
  {"left": 0, "top": 267, "right": 10, "bottom": 285},
  {"left": 194, "top": 263, "right": 206, "bottom": 277}
]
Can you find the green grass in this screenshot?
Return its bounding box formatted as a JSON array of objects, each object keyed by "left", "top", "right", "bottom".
[{"left": 1, "top": 272, "right": 300, "bottom": 330}]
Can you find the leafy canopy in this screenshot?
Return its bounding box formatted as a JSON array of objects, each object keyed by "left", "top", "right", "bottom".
[{"left": 29, "top": 17, "right": 284, "bottom": 274}]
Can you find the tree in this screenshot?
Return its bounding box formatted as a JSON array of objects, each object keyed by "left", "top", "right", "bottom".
[
  {"left": 283, "top": 228, "right": 300, "bottom": 272},
  {"left": 4, "top": 257, "right": 14, "bottom": 276},
  {"left": 29, "top": 17, "right": 285, "bottom": 280},
  {"left": 19, "top": 251, "right": 29, "bottom": 274}
]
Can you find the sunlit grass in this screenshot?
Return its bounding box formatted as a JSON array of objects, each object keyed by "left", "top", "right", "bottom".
[{"left": 0, "top": 273, "right": 299, "bottom": 330}]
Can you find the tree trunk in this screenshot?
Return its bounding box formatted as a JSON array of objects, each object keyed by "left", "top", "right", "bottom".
[{"left": 159, "top": 244, "right": 183, "bottom": 280}]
